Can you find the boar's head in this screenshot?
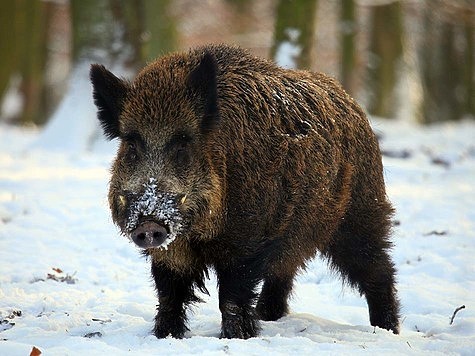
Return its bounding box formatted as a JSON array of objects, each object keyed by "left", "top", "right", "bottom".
[{"left": 90, "top": 52, "right": 223, "bottom": 249}]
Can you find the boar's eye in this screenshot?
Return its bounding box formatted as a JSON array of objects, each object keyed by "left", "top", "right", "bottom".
[
  {"left": 126, "top": 140, "right": 138, "bottom": 160},
  {"left": 122, "top": 132, "right": 144, "bottom": 162}
]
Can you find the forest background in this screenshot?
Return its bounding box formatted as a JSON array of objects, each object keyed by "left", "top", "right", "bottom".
[{"left": 1, "top": 0, "right": 474, "bottom": 132}]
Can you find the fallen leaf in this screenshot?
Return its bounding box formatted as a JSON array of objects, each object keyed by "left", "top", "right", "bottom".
[
  {"left": 431, "top": 157, "right": 451, "bottom": 169},
  {"left": 30, "top": 346, "right": 42, "bottom": 356}
]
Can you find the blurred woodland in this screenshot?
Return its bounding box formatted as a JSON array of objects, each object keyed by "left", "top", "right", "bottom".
[{"left": 1, "top": 0, "right": 474, "bottom": 126}]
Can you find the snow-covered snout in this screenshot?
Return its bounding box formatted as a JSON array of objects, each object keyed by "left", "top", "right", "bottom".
[{"left": 120, "top": 178, "right": 184, "bottom": 249}]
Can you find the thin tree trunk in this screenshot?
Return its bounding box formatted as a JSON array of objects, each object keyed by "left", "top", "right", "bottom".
[
  {"left": 465, "top": 22, "right": 474, "bottom": 117},
  {"left": 271, "top": 0, "right": 318, "bottom": 70},
  {"left": 366, "top": 1, "right": 404, "bottom": 118},
  {"left": 18, "top": 1, "right": 50, "bottom": 125},
  {"left": 340, "top": 0, "right": 356, "bottom": 95},
  {"left": 0, "top": 1, "right": 17, "bottom": 102}
]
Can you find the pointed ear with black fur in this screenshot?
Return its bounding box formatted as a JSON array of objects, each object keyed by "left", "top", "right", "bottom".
[
  {"left": 187, "top": 52, "right": 220, "bottom": 133},
  {"left": 90, "top": 64, "right": 128, "bottom": 140}
]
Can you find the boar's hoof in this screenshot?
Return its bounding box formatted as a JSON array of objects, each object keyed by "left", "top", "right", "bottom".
[
  {"left": 131, "top": 221, "right": 168, "bottom": 248},
  {"left": 220, "top": 304, "right": 260, "bottom": 339}
]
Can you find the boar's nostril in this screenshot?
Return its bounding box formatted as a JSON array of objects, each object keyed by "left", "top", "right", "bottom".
[{"left": 131, "top": 221, "right": 168, "bottom": 249}]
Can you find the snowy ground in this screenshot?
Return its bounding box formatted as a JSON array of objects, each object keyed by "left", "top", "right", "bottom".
[{"left": 0, "top": 118, "right": 474, "bottom": 355}]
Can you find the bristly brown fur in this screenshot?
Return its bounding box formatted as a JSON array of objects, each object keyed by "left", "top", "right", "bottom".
[{"left": 90, "top": 44, "right": 400, "bottom": 339}]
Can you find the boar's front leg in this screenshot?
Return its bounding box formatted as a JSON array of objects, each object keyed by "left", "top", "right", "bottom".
[
  {"left": 151, "top": 261, "right": 203, "bottom": 338},
  {"left": 216, "top": 257, "right": 264, "bottom": 339}
]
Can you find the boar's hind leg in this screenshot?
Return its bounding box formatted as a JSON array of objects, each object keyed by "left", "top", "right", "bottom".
[
  {"left": 151, "top": 261, "right": 206, "bottom": 338},
  {"left": 256, "top": 273, "right": 295, "bottom": 321},
  {"left": 324, "top": 206, "right": 401, "bottom": 334}
]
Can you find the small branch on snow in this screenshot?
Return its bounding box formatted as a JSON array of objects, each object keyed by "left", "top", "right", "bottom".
[
  {"left": 423, "top": 230, "right": 448, "bottom": 236},
  {"left": 92, "top": 318, "right": 112, "bottom": 324},
  {"left": 450, "top": 305, "right": 466, "bottom": 325}
]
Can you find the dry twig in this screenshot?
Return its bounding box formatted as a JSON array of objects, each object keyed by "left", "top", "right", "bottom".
[{"left": 450, "top": 305, "right": 466, "bottom": 325}]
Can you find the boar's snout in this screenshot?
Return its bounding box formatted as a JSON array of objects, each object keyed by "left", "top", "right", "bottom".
[
  {"left": 122, "top": 178, "right": 185, "bottom": 249},
  {"left": 131, "top": 221, "right": 168, "bottom": 249}
]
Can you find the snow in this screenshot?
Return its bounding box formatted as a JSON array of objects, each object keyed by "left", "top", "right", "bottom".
[
  {"left": 0, "top": 117, "right": 474, "bottom": 355},
  {"left": 30, "top": 61, "right": 129, "bottom": 153}
]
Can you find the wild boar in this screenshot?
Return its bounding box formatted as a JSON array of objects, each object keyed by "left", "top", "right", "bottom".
[{"left": 90, "top": 44, "right": 400, "bottom": 339}]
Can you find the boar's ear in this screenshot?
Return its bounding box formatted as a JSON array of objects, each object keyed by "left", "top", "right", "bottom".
[
  {"left": 90, "top": 64, "right": 128, "bottom": 140},
  {"left": 187, "top": 52, "right": 219, "bottom": 133}
]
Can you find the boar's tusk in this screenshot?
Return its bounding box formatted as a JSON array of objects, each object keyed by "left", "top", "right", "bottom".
[
  {"left": 180, "top": 194, "right": 187, "bottom": 205},
  {"left": 118, "top": 195, "right": 127, "bottom": 207}
]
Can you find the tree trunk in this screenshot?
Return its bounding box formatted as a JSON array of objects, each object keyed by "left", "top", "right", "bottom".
[
  {"left": 142, "top": 0, "right": 178, "bottom": 61},
  {"left": 465, "top": 22, "right": 474, "bottom": 118},
  {"left": 366, "top": 1, "right": 404, "bottom": 118},
  {"left": 18, "top": 1, "right": 50, "bottom": 125},
  {"left": 71, "top": 0, "right": 137, "bottom": 67},
  {"left": 0, "top": 1, "right": 17, "bottom": 102},
  {"left": 271, "top": 0, "right": 318, "bottom": 70},
  {"left": 0, "top": 0, "right": 50, "bottom": 125},
  {"left": 36, "top": 0, "right": 144, "bottom": 151},
  {"left": 340, "top": 0, "right": 356, "bottom": 95},
  {"left": 419, "top": 0, "right": 475, "bottom": 123}
]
